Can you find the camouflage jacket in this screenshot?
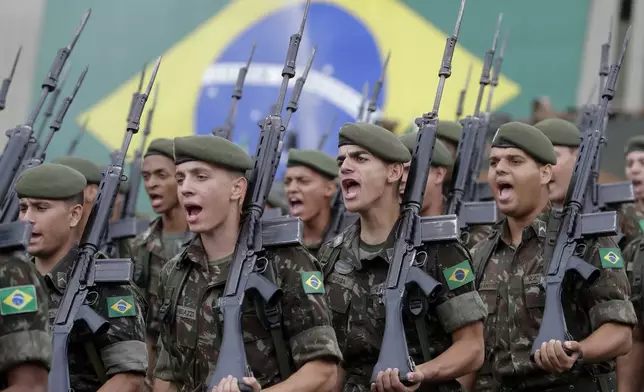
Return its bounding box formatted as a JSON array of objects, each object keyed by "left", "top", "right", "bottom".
[
  {"left": 0, "top": 251, "right": 51, "bottom": 386},
  {"left": 471, "top": 205, "right": 637, "bottom": 390},
  {"left": 318, "top": 220, "right": 487, "bottom": 392},
  {"left": 41, "top": 248, "right": 148, "bottom": 392},
  {"left": 618, "top": 203, "right": 644, "bottom": 249},
  {"left": 131, "top": 217, "right": 190, "bottom": 339},
  {"left": 622, "top": 236, "right": 644, "bottom": 325},
  {"left": 153, "top": 236, "right": 343, "bottom": 391}
]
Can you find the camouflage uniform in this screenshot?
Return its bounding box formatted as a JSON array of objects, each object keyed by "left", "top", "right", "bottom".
[
  {"left": 462, "top": 225, "right": 494, "bottom": 250},
  {"left": 131, "top": 217, "right": 190, "bottom": 347},
  {"left": 41, "top": 248, "right": 148, "bottom": 392},
  {"left": 472, "top": 205, "right": 637, "bottom": 391},
  {"left": 623, "top": 236, "right": 644, "bottom": 328},
  {"left": 618, "top": 203, "right": 644, "bottom": 249},
  {"left": 0, "top": 252, "right": 51, "bottom": 387},
  {"left": 154, "top": 236, "right": 343, "bottom": 391},
  {"left": 319, "top": 220, "right": 487, "bottom": 392}
]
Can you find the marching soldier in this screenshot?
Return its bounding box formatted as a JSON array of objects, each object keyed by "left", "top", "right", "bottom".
[
  {"left": 318, "top": 122, "right": 486, "bottom": 392},
  {"left": 129, "top": 138, "right": 189, "bottom": 390},
  {"left": 533, "top": 118, "right": 580, "bottom": 210},
  {"left": 465, "top": 122, "right": 635, "bottom": 392},
  {"left": 17, "top": 163, "right": 147, "bottom": 392},
  {"left": 284, "top": 149, "right": 338, "bottom": 255},
  {"left": 398, "top": 134, "right": 492, "bottom": 250},
  {"left": 153, "top": 135, "right": 342, "bottom": 392},
  {"left": 620, "top": 136, "right": 644, "bottom": 246},
  {"left": 51, "top": 156, "right": 103, "bottom": 235},
  {"left": 0, "top": 253, "right": 51, "bottom": 392}
]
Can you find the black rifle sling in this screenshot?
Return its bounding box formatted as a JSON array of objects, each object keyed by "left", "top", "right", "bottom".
[
  {"left": 474, "top": 229, "right": 501, "bottom": 288},
  {"left": 254, "top": 253, "right": 293, "bottom": 380},
  {"left": 83, "top": 340, "right": 108, "bottom": 384},
  {"left": 632, "top": 239, "right": 644, "bottom": 319}
]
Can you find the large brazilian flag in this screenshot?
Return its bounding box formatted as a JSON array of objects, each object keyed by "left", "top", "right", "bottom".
[{"left": 33, "top": 0, "right": 588, "bottom": 214}]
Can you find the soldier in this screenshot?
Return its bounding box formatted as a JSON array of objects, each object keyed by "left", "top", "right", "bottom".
[
  {"left": 533, "top": 118, "right": 580, "bottom": 209},
  {"left": 153, "top": 135, "right": 342, "bottom": 391},
  {"left": 620, "top": 136, "right": 644, "bottom": 246},
  {"left": 51, "top": 156, "right": 102, "bottom": 235},
  {"left": 130, "top": 138, "right": 189, "bottom": 390},
  {"left": 464, "top": 122, "right": 636, "bottom": 391},
  {"left": 318, "top": 122, "right": 486, "bottom": 392},
  {"left": 284, "top": 149, "right": 338, "bottom": 255},
  {"left": 0, "top": 252, "right": 51, "bottom": 392},
  {"left": 398, "top": 134, "right": 492, "bottom": 250},
  {"left": 17, "top": 163, "right": 147, "bottom": 392}
]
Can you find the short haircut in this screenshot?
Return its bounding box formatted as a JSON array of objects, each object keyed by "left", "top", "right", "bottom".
[{"left": 64, "top": 191, "right": 85, "bottom": 207}]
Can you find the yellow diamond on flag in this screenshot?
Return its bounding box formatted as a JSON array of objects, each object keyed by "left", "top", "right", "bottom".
[
  {"left": 111, "top": 299, "right": 133, "bottom": 314},
  {"left": 603, "top": 251, "right": 620, "bottom": 265}
]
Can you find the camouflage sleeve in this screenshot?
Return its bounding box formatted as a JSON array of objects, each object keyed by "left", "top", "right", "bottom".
[
  {"left": 94, "top": 283, "right": 148, "bottom": 376},
  {"left": 581, "top": 236, "right": 637, "bottom": 330},
  {"left": 153, "top": 334, "right": 176, "bottom": 382},
  {"left": 429, "top": 242, "right": 486, "bottom": 333},
  {"left": 275, "top": 246, "right": 343, "bottom": 369},
  {"left": 130, "top": 235, "right": 146, "bottom": 290},
  {"left": 619, "top": 206, "right": 643, "bottom": 249},
  {"left": 463, "top": 225, "right": 493, "bottom": 251},
  {"left": 0, "top": 256, "right": 51, "bottom": 374}
]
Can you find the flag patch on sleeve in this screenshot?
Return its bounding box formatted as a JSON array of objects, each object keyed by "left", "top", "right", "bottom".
[
  {"left": 599, "top": 248, "right": 624, "bottom": 269},
  {"left": 0, "top": 285, "right": 37, "bottom": 315},
  {"left": 107, "top": 295, "right": 136, "bottom": 317},
  {"left": 442, "top": 260, "right": 474, "bottom": 290},
  {"left": 301, "top": 271, "right": 325, "bottom": 294}
]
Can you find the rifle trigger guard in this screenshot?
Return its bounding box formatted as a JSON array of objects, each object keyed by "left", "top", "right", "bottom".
[
  {"left": 85, "top": 291, "right": 99, "bottom": 306},
  {"left": 413, "top": 251, "right": 427, "bottom": 268},
  {"left": 254, "top": 257, "right": 268, "bottom": 274}
]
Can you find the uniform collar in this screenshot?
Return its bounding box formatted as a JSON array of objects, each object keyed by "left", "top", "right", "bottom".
[
  {"left": 498, "top": 203, "right": 551, "bottom": 245},
  {"left": 140, "top": 217, "right": 163, "bottom": 243},
  {"left": 43, "top": 247, "right": 79, "bottom": 294},
  {"left": 181, "top": 236, "right": 232, "bottom": 285}
]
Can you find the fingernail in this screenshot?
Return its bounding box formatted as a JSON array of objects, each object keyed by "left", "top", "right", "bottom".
[
  {"left": 387, "top": 368, "right": 392, "bottom": 372},
  {"left": 408, "top": 373, "right": 415, "bottom": 381},
  {"left": 556, "top": 340, "right": 561, "bottom": 345},
  {"left": 549, "top": 339, "right": 555, "bottom": 343}
]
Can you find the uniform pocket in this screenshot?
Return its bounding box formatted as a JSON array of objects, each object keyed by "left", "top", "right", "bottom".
[
  {"left": 523, "top": 275, "right": 546, "bottom": 327},
  {"left": 326, "top": 273, "right": 352, "bottom": 314},
  {"left": 479, "top": 281, "right": 499, "bottom": 315}
]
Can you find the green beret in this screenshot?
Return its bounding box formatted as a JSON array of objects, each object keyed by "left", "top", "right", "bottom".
[
  {"left": 145, "top": 138, "right": 174, "bottom": 160},
  {"left": 16, "top": 163, "right": 87, "bottom": 200},
  {"left": 437, "top": 121, "right": 462, "bottom": 144},
  {"left": 491, "top": 122, "right": 556, "bottom": 165},
  {"left": 534, "top": 118, "right": 581, "bottom": 147},
  {"left": 338, "top": 122, "right": 410, "bottom": 163},
  {"left": 52, "top": 156, "right": 102, "bottom": 184},
  {"left": 398, "top": 134, "right": 453, "bottom": 168},
  {"left": 119, "top": 178, "right": 130, "bottom": 194},
  {"left": 626, "top": 135, "right": 644, "bottom": 154},
  {"left": 287, "top": 149, "right": 338, "bottom": 179},
  {"left": 173, "top": 135, "right": 253, "bottom": 172}
]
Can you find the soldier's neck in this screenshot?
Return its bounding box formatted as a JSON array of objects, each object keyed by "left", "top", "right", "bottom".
[
  {"left": 359, "top": 194, "right": 400, "bottom": 245},
  {"left": 200, "top": 211, "right": 240, "bottom": 261},
  {"left": 162, "top": 204, "right": 188, "bottom": 233},
  {"left": 35, "top": 238, "right": 76, "bottom": 275},
  {"left": 421, "top": 192, "right": 444, "bottom": 217},
  {"left": 551, "top": 198, "right": 564, "bottom": 210},
  {"left": 303, "top": 204, "right": 331, "bottom": 245},
  {"left": 637, "top": 199, "right": 644, "bottom": 212},
  {"left": 507, "top": 196, "right": 549, "bottom": 246}
]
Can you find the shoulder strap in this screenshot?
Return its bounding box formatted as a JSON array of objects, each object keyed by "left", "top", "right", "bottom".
[
  {"left": 474, "top": 230, "right": 501, "bottom": 287},
  {"left": 84, "top": 340, "right": 108, "bottom": 384},
  {"left": 254, "top": 253, "right": 293, "bottom": 380},
  {"left": 158, "top": 258, "right": 192, "bottom": 331},
  {"left": 135, "top": 245, "right": 152, "bottom": 289}
]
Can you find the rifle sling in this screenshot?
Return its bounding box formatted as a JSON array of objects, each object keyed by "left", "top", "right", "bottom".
[{"left": 84, "top": 340, "right": 108, "bottom": 384}]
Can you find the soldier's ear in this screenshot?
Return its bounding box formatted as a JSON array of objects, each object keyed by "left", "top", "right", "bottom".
[
  {"left": 540, "top": 163, "right": 553, "bottom": 186},
  {"left": 231, "top": 175, "right": 247, "bottom": 202},
  {"left": 386, "top": 162, "right": 404, "bottom": 184},
  {"left": 69, "top": 203, "right": 83, "bottom": 228}
]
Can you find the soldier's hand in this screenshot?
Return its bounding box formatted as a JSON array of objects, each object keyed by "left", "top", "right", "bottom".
[
  {"left": 211, "top": 375, "right": 261, "bottom": 392},
  {"left": 370, "top": 368, "right": 423, "bottom": 392},
  {"left": 534, "top": 339, "right": 581, "bottom": 373}
]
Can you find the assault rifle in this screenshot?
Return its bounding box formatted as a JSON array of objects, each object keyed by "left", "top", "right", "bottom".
[
  {"left": 455, "top": 62, "right": 472, "bottom": 120},
  {"left": 370, "top": 0, "right": 466, "bottom": 384},
  {"left": 66, "top": 117, "right": 89, "bottom": 155},
  {"left": 48, "top": 56, "right": 161, "bottom": 392},
  {"left": 446, "top": 17, "right": 502, "bottom": 232},
  {"left": 206, "top": 1, "right": 311, "bottom": 389},
  {"left": 213, "top": 44, "right": 256, "bottom": 139},
  {"left": 0, "top": 10, "right": 89, "bottom": 220},
  {"left": 530, "top": 27, "right": 630, "bottom": 359},
  {"left": 356, "top": 81, "right": 369, "bottom": 121},
  {"left": 0, "top": 46, "right": 22, "bottom": 111},
  {"left": 35, "top": 63, "right": 71, "bottom": 141},
  {"left": 1, "top": 67, "right": 88, "bottom": 224},
  {"left": 364, "top": 51, "right": 390, "bottom": 124}
]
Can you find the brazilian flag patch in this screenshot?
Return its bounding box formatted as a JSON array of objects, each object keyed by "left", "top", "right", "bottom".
[
  {"left": 599, "top": 248, "right": 624, "bottom": 269},
  {"left": 301, "top": 271, "right": 325, "bottom": 294},
  {"left": 442, "top": 260, "right": 474, "bottom": 290},
  {"left": 0, "top": 285, "right": 37, "bottom": 315},
  {"left": 107, "top": 295, "right": 136, "bottom": 318}
]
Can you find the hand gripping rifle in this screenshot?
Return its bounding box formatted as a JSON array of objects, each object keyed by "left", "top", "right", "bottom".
[
  {"left": 1, "top": 67, "right": 88, "bottom": 224},
  {"left": 364, "top": 51, "right": 391, "bottom": 124},
  {"left": 530, "top": 28, "right": 630, "bottom": 360},
  {"left": 446, "top": 16, "right": 502, "bottom": 233},
  {"left": 206, "top": 1, "right": 311, "bottom": 389},
  {"left": 213, "top": 44, "right": 256, "bottom": 139},
  {"left": 48, "top": 57, "right": 161, "bottom": 392},
  {"left": 370, "top": 0, "right": 466, "bottom": 384},
  {"left": 66, "top": 117, "right": 89, "bottom": 155},
  {"left": 0, "top": 46, "right": 22, "bottom": 111},
  {"left": 0, "top": 10, "right": 90, "bottom": 219}
]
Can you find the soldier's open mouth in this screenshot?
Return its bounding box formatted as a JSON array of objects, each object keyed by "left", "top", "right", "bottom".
[
  {"left": 341, "top": 179, "right": 361, "bottom": 199},
  {"left": 288, "top": 198, "right": 304, "bottom": 215},
  {"left": 184, "top": 204, "right": 202, "bottom": 218},
  {"left": 497, "top": 182, "right": 513, "bottom": 201}
]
